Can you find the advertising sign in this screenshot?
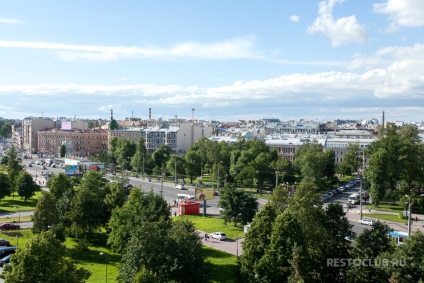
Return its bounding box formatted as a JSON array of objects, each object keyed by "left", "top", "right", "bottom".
[
  {"left": 195, "top": 188, "right": 215, "bottom": 201},
  {"left": 61, "top": 121, "right": 72, "bottom": 130},
  {"left": 65, "top": 165, "right": 82, "bottom": 175}
]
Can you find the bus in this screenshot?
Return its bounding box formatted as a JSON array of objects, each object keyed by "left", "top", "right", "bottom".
[
  {"left": 348, "top": 193, "right": 360, "bottom": 205},
  {"left": 388, "top": 231, "right": 408, "bottom": 246}
]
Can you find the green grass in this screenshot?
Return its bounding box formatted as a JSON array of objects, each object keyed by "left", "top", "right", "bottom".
[
  {"left": 177, "top": 214, "right": 244, "bottom": 240},
  {"left": 0, "top": 191, "right": 42, "bottom": 213},
  {"left": 371, "top": 204, "right": 404, "bottom": 213},
  {"left": 241, "top": 187, "right": 273, "bottom": 200},
  {"left": 363, "top": 213, "right": 406, "bottom": 224},
  {"left": 203, "top": 245, "right": 238, "bottom": 283},
  {"left": 0, "top": 215, "right": 32, "bottom": 224}
]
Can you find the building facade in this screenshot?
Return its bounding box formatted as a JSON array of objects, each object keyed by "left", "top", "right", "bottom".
[
  {"left": 38, "top": 128, "right": 108, "bottom": 158},
  {"left": 22, "top": 117, "right": 55, "bottom": 155}
]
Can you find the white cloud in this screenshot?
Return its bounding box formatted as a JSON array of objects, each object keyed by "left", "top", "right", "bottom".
[
  {"left": 289, "top": 15, "right": 300, "bottom": 23},
  {"left": 0, "top": 36, "right": 260, "bottom": 62},
  {"left": 307, "top": 0, "right": 368, "bottom": 46},
  {"left": 0, "top": 18, "right": 22, "bottom": 24},
  {"left": 374, "top": 0, "right": 424, "bottom": 31}
]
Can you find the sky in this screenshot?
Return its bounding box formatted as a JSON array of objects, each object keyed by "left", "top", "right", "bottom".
[{"left": 0, "top": 0, "right": 424, "bottom": 123}]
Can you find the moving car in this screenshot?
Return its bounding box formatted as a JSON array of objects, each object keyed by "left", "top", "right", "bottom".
[
  {"left": 358, "top": 218, "right": 374, "bottom": 226},
  {"left": 175, "top": 184, "right": 186, "bottom": 190},
  {"left": 210, "top": 232, "right": 227, "bottom": 241},
  {"left": 0, "top": 223, "right": 20, "bottom": 231}
]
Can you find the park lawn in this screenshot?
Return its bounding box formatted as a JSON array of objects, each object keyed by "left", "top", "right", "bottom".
[
  {"left": 203, "top": 245, "right": 238, "bottom": 283},
  {"left": 242, "top": 187, "right": 273, "bottom": 200},
  {"left": 363, "top": 213, "right": 406, "bottom": 224},
  {"left": 371, "top": 204, "right": 404, "bottom": 213},
  {"left": 177, "top": 214, "right": 244, "bottom": 240},
  {"left": 0, "top": 191, "right": 42, "bottom": 213}
]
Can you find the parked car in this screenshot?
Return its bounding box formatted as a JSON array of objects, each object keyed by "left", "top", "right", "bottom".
[
  {"left": 0, "top": 246, "right": 17, "bottom": 258},
  {"left": 0, "top": 239, "right": 10, "bottom": 247},
  {"left": 344, "top": 234, "right": 356, "bottom": 243},
  {"left": 210, "top": 232, "right": 227, "bottom": 241},
  {"left": 0, "top": 223, "right": 20, "bottom": 231},
  {"left": 358, "top": 218, "right": 374, "bottom": 226},
  {"left": 0, "top": 254, "right": 11, "bottom": 267},
  {"left": 175, "top": 184, "right": 186, "bottom": 190}
]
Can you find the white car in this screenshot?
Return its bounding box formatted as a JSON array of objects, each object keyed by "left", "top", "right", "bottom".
[
  {"left": 358, "top": 218, "right": 374, "bottom": 226},
  {"left": 175, "top": 184, "right": 186, "bottom": 190},
  {"left": 210, "top": 232, "right": 227, "bottom": 241}
]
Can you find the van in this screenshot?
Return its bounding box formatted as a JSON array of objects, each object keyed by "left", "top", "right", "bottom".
[
  {"left": 348, "top": 193, "right": 360, "bottom": 205},
  {"left": 0, "top": 246, "right": 17, "bottom": 258}
]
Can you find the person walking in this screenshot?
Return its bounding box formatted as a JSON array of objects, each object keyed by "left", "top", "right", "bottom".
[{"left": 205, "top": 233, "right": 208, "bottom": 241}]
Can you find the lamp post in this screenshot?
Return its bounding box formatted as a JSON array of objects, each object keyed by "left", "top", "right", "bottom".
[
  {"left": 405, "top": 195, "right": 412, "bottom": 236},
  {"left": 100, "top": 252, "right": 108, "bottom": 283},
  {"left": 236, "top": 213, "right": 241, "bottom": 257},
  {"left": 14, "top": 205, "right": 20, "bottom": 226}
]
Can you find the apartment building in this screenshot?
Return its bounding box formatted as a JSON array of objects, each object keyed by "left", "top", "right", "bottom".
[
  {"left": 38, "top": 128, "right": 108, "bottom": 158},
  {"left": 22, "top": 117, "right": 55, "bottom": 155}
]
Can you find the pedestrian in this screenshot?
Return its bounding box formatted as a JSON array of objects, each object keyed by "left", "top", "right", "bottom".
[
  {"left": 416, "top": 216, "right": 418, "bottom": 223},
  {"left": 368, "top": 207, "right": 371, "bottom": 213},
  {"left": 205, "top": 233, "right": 208, "bottom": 241},
  {"left": 174, "top": 211, "right": 177, "bottom": 217}
]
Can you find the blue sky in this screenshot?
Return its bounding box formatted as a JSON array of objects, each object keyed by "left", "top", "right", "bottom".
[{"left": 0, "top": 0, "right": 423, "bottom": 122}]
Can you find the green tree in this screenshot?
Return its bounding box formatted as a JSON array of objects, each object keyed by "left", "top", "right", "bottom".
[
  {"left": 107, "top": 189, "right": 170, "bottom": 253},
  {"left": 218, "top": 185, "right": 258, "bottom": 226},
  {"left": 109, "top": 119, "right": 118, "bottom": 130},
  {"left": 337, "top": 143, "right": 362, "bottom": 176},
  {"left": 104, "top": 182, "right": 127, "bottom": 215},
  {"left": 184, "top": 150, "right": 201, "bottom": 183},
  {"left": 118, "top": 220, "right": 208, "bottom": 283},
  {"left": 240, "top": 203, "right": 279, "bottom": 282},
  {"left": 2, "top": 231, "right": 91, "bottom": 283},
  {"left": 0, "top": 119, "right": 13, "bottom": 138},
  {"left": 0, "top": 173, "right": 11, "bottom": 201},
  {"left": 16, "top": 170, "right": 40, "bottom": 201},
  {"left": 32, "top": 191, "right": 60, "bottom": 234},
  {"left": 6, "top": 146, "right": 22, "bottom": 197},
  {"left": 294, "top": 142, "right": 326, "bottom": 188},
  {"left": 377, "top": 231, "right": 424, "bottom": 282},
  {"left": 49, "top": 172, "right": 73, "bottom": 201},
  {"left": 166, "top": 154, "right": 186, "bottom": 183},
  {"left": 131, "top": 138, "right": 147, "bottom": 173},
  {"left": 59, "top": 144, "right": 67, "bottom": 158},
  {"left": 346, "top": 221, "right": 394, "bottom": 283},
  {"left": 366, "top": 148, "right": 389, "bottom": 207}
]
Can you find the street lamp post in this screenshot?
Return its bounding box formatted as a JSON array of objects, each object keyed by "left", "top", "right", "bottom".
[
  {"left": 14, "top": 206, "right": 20, "bottom": 226},
  {"left": 406, "top": 195, "right": 412, "bottom": 236},
  {"left": 236, "top": 213, "right": 241, "bottom": 257},
  {"left": 100, "top": 252, "right": 108, "bottom": 283}
]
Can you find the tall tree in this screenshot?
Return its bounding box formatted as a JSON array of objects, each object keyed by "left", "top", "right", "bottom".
[
  {"left": 2, "top": 231, "right": 91, "bottom": 283},
  {"left": 130, "top": 138, "right": 147, "bottom": 173},
  {"left": 337, "top": 143, "right": 362, "bottom": 176},
  {"left": 0, "top": 173, "right": 11, "bottom": 201},
  {"left": 49, "top": 172, "right": 73, "bottom": 201},
  {"left": 109, "top": 119, "right": 118, "bottom": 130},
  {"left": 346, "top": 222, "right": 394, "bottom": 283},
  {"left": 184, "top": 150, "right": 201, "bottom": 183},
  {"left": 16, "top": 171, "right": 40, "bottom": 202},
  {"left": 6, "top": 146, "right": 22, "bottom": 197},
  {"left": 107, "top": 189, "right": 170, "bottom": 253},
  {"left": 59, "top": 144, "right": 67, "bottom": 158},
  {"left": 218, "top": 185, "right": 258, "bottom": 226},
  {"left": 32, "top": 191, "right": 60, "bottom": 234},
  {"left": 118, "top": 220, "right": 208, "bottom": 283}
]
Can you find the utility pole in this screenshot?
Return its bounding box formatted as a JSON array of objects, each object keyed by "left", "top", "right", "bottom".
[
  {"left": 175, "top": 158, "right": 177, "bottom": 185},
  {"left": 275, "top": 171, "right": 278, "bottom": 187},
  {"left": 406, "top": 195, "right": 411, "bottom": 236},
  {"left": 161, "top": 165, "right": 164, "bottom": 196}
]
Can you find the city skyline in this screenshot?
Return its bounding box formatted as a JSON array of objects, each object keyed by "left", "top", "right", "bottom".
[{"left": 1, "top": 0, "right": 424, "bottom": 122}]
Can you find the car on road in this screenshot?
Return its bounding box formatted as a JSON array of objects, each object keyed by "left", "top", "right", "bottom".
[
  {"left": 0, "top": 223, "right": 20, "bottom": 231},
  {"left": 210, "top": 232, "right": 227, "bottom": 241},
  {"left": 358, "top": 218, "right": 374, "bottom": 226},
  {"left": 0, "top": 239, "right": 10, "bottom": 247},
  {"left": 345, "top": 234, "right": 356, "bottom": 243},
  {"left": 175, "top": 184, "right": 186, "bottom": 190},
  {"left": 0, "top": 246, "right": 17, "bottom": 258}
]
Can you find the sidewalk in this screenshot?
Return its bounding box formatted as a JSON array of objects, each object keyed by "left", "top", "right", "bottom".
[{"left": 346, "top": 206, "right": 424, "bottom": 233}]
